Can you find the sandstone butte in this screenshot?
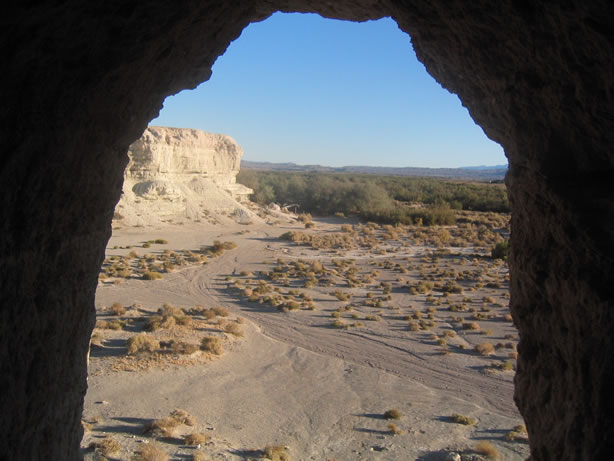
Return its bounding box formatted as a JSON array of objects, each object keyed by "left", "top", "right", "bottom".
[{"left": 115, "top": 126, "right": 256, "bottom": 226}]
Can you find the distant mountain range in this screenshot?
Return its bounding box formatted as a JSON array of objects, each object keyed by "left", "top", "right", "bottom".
[{"left": 242, "top": 161, "right": 507, "bottom": 181}]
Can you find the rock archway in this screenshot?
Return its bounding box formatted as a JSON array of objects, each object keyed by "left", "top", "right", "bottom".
[{"left": 1, "top": 2, "right": 613, "bottom": 459}]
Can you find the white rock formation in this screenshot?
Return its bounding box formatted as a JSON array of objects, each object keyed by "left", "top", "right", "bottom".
[{"left": 114, "top": 126, "right": 257, "bottom": 226}]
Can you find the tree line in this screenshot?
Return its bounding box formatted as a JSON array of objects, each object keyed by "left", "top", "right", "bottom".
[{"left": 237, "top": 169, "right": 509, "bottom": 225}]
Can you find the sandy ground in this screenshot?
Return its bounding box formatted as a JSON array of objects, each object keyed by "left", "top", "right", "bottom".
[{"left": 84, "top": 217, "right": 529, "bottom": 461}]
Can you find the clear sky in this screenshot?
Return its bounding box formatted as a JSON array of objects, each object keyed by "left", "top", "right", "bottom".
[{"left": 152, "top": 13, "right": 506, "bottom": 169}]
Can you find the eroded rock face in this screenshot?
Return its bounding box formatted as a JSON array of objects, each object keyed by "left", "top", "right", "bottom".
[
  {"left": 1, "top": 1, "right": 613, "bottom": 460},
  {"left": 127, "top": 126, "right": 243, "bottom": 185},
  {"left": 116, "top": 126, "right": 255, "bottom": 226}
]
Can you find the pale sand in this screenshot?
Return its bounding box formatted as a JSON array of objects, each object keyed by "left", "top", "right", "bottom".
[{"left": 84, "top": 219, "right": 529, "bottom": 460}]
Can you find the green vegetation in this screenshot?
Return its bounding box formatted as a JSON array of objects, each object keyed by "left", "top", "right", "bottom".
[
  {"left": 491, "top": 240, "right": 509, "bottom": 260},
  {"left": 238, "top": 170, "right": 509, "bottom": 225}
]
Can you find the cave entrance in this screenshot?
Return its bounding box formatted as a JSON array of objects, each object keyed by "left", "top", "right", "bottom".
[
  {"left": 88, "top": 13, "right": 521, "bottom": 461},
  {"left": 4, "top": 2, "right": 612, "bottom": 460}
]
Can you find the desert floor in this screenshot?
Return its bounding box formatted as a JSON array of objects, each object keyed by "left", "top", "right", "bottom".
[{"left": 83, "top": 216, "right": 529, "bottom": 461}]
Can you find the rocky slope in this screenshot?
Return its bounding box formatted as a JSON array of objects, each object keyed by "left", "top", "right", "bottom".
[{"left": 114, "top": 126, "right": 257, "bottom": 226}]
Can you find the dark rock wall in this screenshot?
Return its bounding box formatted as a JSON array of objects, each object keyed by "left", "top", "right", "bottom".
[{"left": 1, "top": 1, "right": 612, "bottom": 459}]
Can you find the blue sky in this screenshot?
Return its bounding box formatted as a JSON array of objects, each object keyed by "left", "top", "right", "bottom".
[{"left": 152, "top": 13, "right": 506, "bottom": 168}]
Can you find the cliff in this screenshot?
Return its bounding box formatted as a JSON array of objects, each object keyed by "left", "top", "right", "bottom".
[{"left": 114, "top": 126, "right": 256, "bottom": 226}]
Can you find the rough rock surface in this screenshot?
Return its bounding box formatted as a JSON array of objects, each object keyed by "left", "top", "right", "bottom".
[
  {"left": 1, "top": 2, "right": 613, "bottom": 460},
  {"left": 116, "top": 126, "right": 256, "bottom": 226}
]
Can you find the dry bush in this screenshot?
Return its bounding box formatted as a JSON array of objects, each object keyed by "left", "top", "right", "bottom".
[
  {"left": 224, "top": 322, "right": 244, "bottom": 337},
  {"left": 127, "top": 334, "right": 160, "bottom": 354},
  {"left": 475, "top": 342, "right": 495, "bottom": 355},
  {"left": 384, "top": 409, "right": 402, "bottom": 420},
  {"left": 109, "top": 302, "right": 126, "bottom": 316},
  {"left": 89, "top": 436, "right": 120, "bottom": 456},
  {"left": 263, "top": 445, "right": 290, "bottom": 461},
  {"left": 212, "top": 306, "right": 229, "bottom": 317},
  {"left": 474, "top": 441, "right": 499, "bottom": 459},
  {"left": 175, "top": 315, "right": 193, "bottom": 327},
  {"left": 146, "top": 315, "right": 176, "bottom": 331},
  {"left": 131, "top": 443, "right": 169, "bottom": 461},
  {"left": 450, "top": 413, "right": 477, "bottom": 425},
  {"left": 462, "top": 322, "right": 480, "bottom": 330},
  {"left": 297, "top": 213, "right": 312, "bottom": 223},
  {"left": 387, "top": 423, "right": 401, "bottom": 434},
  {"left": 283, "top": 300, "right": 300, "bottom": 311},
  {"left": 143, "top": 416, "right": 181, "bottom": 437},
  {"left": 332, "top": 291, "right": 351, "bottom": 301},
  {"left": 159, "top": 304, "right": 184, "bottom": 318},
  {"left": 191, "top": 452, "right": 208, "bottom": 461},
  {"left": 201, "top": 336, "right": 223, "bottom": 355},
  {"left": 160, "top": 340, "right": 199, "bottom": 355},
  {"left": 201, "top": 309, "right": 217, "bottom": 320},
  {"left": 184, "top": 432, "right": 208, "bottom": 445},
  {"left": 505, "top": 424, "right": 528, "bottom": 441},
  {"left": 142, "top": 271, "right": 163, "bottom": 280}
]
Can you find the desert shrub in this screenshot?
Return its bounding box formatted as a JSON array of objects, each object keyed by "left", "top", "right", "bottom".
[
  {"left": 159, "top": 340, "right": 199, "bottom": 355},
  {"left": 142, "top": 271, "right": 162, "bottom": 280},
  {"left": 462, "top": 322, "right": 480, "bottom": 330},
  {"left": 332, "top": 290, "right": 351, "bottom": 301},
  {"left": 212, "top": 306, "right": 229, "bottom": 317},
  {"left": 384, "top": 409, "right": 402, "bottom": 420},
  {"left": 388, "top": 423, "right": 401, "bottom": 434},
  {"left": 143, "top": 416, "right": 181, "bottom": 438},
  {"left": 109, "top": 302, "right": 126, "bottom": 316},
  {"left": 475, "top": 342, "right": 495, "bottom": 355},
  {"left": 96, "top": 319, "right": 124, "bottom": 330},
  {"left": 450, "top": 413, "right": 477, "bottom": 425},
  {"left": 491, "top": 240, "right": 509, "bottom": 261},
  {"left": 154, "top": 239, "right": 168, "bottom": 244},
  {"left": 146, "top": 314, "right": 176, "bottom": 331},
  {"left": 169, "top": 408, "right": 196, "bottom": 426},
  {"left": 191, "top": 452, "right": 208, "bottom": 461},
  {"left": 89, "top": 436, "right": 120, "bottom": 456},
  {"left": 131, "top": 443, "right": 168, "bottom": 461},
  {"left": 159, "top": 303, "right": 184, "bottom": 317},
  {"left": 263, "top": 445, "right": 290, "bottom": 461},
  {"left": 184, "top": 433, "right": 208, "bottom": 445},
  {"left": 225, "top": 322, "right": 244, "bottom": 337},
  {"left": 127, "top": 334, "right": 159, "bottom": 354},
  {"left": 284, "top": 300, "right": 300, "bottom": 310},
  {"left": 144, "top": 409, "right": 196, "bottom": 439},
  {"left": 474, "top": 441, "right": 499, "bottom": 459},
  {"left": 201, "top": 336, "right": 223, "bottom": 355}
]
